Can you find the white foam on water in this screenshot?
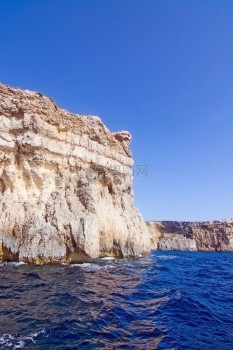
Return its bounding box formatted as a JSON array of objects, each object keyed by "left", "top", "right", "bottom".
[
  {"left": 29, "top": 329, "right": 45, "bottom": 338},
  {"left": 101, "top": 257, "right": 116, "bottom": 260},
  {"left": 156, "top": 255, "right": 179, "bottom": 260},
  {"left": 71, "top": 263, "right": 106, "bottom": 270},
  {"left": 13, "top": 340, "right": 25, "bottom": 349},
  {"left": 0, "top": 329, "right": 46, "bottom": 349},
  {"left": 0, "top": 334, "right": 14, "bottom": 348},
  {"left": 0, "top": 261, "right": 27, "bottom": 268},
  {"left": 9, "top": 262, "right": 26, "bottom": 267},
  {"left": 0, "top": 334, "right": 14, "bottom": 347},
  {"left": 71, "top": 262, "right": 97, "bottom": 268},
  {"left": 101, "top": 264, "right": 114, "bottom": 270},
  {"left": 71, "top": 262, "right": 115, "bottom": 271}
]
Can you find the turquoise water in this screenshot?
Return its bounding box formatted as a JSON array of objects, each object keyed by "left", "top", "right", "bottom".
[{"left": 0, "top": 251, "right": 233, "bottom": 349}]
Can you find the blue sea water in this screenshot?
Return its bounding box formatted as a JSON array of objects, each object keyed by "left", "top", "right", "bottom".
[{"left": 0, "top": 251, "right": 233, "bottom": 350}]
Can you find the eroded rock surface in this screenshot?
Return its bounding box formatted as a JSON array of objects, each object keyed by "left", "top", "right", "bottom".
[
  {"left": 147, "top": 220, "right": 233, "bottom": 251},
  {"left": 0, "top": 83, "right": 150, "bottom": 264}
]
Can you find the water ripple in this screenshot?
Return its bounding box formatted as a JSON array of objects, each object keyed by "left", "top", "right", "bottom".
[{"left": 0, "top": 252, "right": 233, "bottom": 349}]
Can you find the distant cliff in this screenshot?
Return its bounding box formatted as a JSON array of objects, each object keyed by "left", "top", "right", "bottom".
[
  {"left": 147, "top": 220, "right": 233, "bottom": 251},
  {"left": 0, "top": 83, "right": 150, "bottom": 264}
]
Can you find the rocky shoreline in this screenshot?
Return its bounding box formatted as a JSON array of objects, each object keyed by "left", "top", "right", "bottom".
[{"left": 147, "top": 220, "right": 233, "bottom": 251}]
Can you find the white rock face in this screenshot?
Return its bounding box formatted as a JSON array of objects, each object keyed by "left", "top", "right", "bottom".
[{"left": 0, "top": 83, "right": 150, "bottom": 264}]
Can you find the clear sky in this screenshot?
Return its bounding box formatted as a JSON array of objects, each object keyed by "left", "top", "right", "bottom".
[{"left": 0, "top": 0, "right": 232, "bottom": 221}]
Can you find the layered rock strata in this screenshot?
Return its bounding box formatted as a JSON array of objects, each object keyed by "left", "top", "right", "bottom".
[
  {"left": 147, "top": 220, "right": 233, "bottom": 251},
  {"left": 0, "top": 83, "right": 150, "bottom": 264}
]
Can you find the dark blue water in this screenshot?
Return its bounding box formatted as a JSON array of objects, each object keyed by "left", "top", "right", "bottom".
[{"left": 0, "top": 251, "right": 233, "bottom": 350}]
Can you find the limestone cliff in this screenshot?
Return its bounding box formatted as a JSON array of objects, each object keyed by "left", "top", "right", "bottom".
[
  {"left": 147, "top": 220, "right": 233, "bottom": 251},
  {"left": 0, "top": 83, "right": 150, "bottom": 264}
]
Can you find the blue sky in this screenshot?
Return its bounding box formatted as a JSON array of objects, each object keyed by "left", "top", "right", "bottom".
[{"left": 0, "top": 0, "right": 232, "bottom": 221}]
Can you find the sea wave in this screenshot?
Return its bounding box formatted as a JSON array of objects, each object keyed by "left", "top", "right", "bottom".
[
  {"left": 156, "top": 254, "right": 179, "bottom": 260},
  {"left": 0, "top": 251, "right": 233, "bottom": 349},
  {"left": 0, "top": 261, "right": 26, "bottom": 268},
  {"left": 70, "top": 262, "right": 114, "bottom": 270},
  {"left": 0, "top": 330, "right": 46, "bottom": 349}
]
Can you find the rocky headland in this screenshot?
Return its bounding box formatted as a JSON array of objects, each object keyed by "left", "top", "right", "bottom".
[
  {"left": 147, "top": 220, "right": 233, "bottom": 251},
  {"left": 0, "top": 83, "right": 151, "bottom": 264}
]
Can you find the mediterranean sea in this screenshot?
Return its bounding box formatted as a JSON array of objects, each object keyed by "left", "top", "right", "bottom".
[{"left": 0, "top": 251, "right": 233, "bottom": 349}]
